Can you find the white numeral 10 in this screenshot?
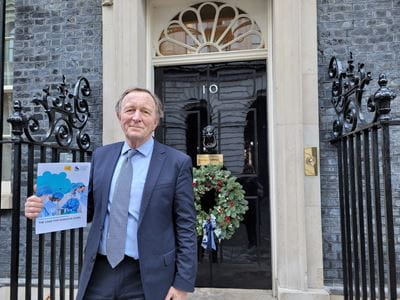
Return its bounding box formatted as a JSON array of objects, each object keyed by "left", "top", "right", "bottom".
[{"left": 202, "top": 84, "right": 219, "bottom": 94}]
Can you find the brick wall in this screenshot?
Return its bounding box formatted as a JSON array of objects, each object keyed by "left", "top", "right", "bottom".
[
  {"left": 0, "top": 0, "right": 102, "bottom": 280},
  {"left": 13, "top": 0, "right": 103, "bottom": 147},
  {"left": 318, "top": 0, "right": 400, "bottom": 290}
]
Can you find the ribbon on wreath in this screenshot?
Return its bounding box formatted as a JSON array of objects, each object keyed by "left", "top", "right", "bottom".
[{"left": 201, "top": 215, "right": 219, "bottom": 251}]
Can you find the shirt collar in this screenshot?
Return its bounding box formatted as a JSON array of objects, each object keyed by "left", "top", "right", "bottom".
[{"left": 121, "top": 137, "right": 154, "bottom": 157}]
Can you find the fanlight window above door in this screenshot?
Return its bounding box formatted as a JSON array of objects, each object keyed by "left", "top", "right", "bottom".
[{"left": 157, "top": 1, "right": 265, "bottom": 56}]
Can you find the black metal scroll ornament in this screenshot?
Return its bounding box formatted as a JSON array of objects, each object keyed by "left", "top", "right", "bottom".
[
  {"left": 328, "top": 53, "right": 396, "bottom": 137},
  {"left": 7, "top": 76, "right": 92, "bottom": 150}
]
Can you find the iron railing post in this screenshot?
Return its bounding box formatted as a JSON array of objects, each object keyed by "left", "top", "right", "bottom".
[
  {"left": 355, "top": 133, "right": 367, "bottom": 299},
  {"left": 363, "top": 131, "right": 376, "bottom": 299},
  {"left": 342, "top": 137, "right": 353, "bottom": 300},
  {"left": 10, "top": 140, "right": 21, "bottom": 300},
  {"left": 336, "top": 140, "right": 348, "bottom": 299},
  {"left": 371, "top": 127, "right": 385, "bottom": 299},
  {"left": 37, "top": 145, "right": 46, "bottom": 300},
  {"left": 381, "top": 123, "right": 397, "bottom": 300},
  {"left": 25, "top": 144, "right": 35, "bottom": 300}
]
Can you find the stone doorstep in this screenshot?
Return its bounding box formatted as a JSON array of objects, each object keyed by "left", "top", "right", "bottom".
[
  {"left": 0, "top": 286, "right": 360, "bottom": 300},
  {"left": 0, "top": 285, "right": 350, "bottom": 300},
  {"left": 277, "top": 288, "right": 330, "bottom": 300},
  {"left": 0, "top": 285, "right": 273, "bottom": 300},
  {"left": 190, "top": 288, "right": 273, "bottom": 300}
]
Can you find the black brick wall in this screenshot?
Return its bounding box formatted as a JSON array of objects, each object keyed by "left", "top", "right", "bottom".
[
  {"left": 318, "top": 0, "right": 400, "bottom": 290},
  {"left": 13, "top": 0, "right": 103, "bottom": 148},
  {"left": 0, "top": 0, "right": 102, "bottom": 280}
]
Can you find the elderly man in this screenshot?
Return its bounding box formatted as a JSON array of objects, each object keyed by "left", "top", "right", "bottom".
[{"left": 25, "top": 87, "right": 197, "bottom": 300}]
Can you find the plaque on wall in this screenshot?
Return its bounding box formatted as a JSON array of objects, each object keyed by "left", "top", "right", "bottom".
[{"left": 197, "top": 154, "right": 224, "bottom": 166}]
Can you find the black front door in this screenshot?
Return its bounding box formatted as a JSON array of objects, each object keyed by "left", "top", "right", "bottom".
[{"left": 155, "top": 60, "right": 271, "bottom": 289}]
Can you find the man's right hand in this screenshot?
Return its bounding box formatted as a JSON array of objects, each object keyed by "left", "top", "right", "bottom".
[{"left": 25, "top": 195, "right": 44, "bottom": 220}]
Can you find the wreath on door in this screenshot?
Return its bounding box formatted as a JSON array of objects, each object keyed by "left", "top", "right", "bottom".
[{"left": 193, "top": 165, "right": 247, "bottom": 242}]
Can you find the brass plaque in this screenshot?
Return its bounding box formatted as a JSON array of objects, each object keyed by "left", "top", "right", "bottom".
[
  {"left": 197, "top": 154, "right": 224, "bottom": 166},
  {"left": 304, "top": 147, "right": 318, "bottom": 176}
]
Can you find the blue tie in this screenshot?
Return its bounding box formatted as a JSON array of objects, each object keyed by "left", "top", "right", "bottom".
[{"left": 106, "top": 149, "right": 136, "bottom": 268}]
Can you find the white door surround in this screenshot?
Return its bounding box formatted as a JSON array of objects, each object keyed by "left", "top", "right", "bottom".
[{"left": 101, "top": 1, "right": 329, "bottom": 299}]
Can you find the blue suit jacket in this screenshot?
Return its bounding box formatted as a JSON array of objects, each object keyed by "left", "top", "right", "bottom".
[{"left": 76, "top": 140, "right": 197, "bottom": 300}]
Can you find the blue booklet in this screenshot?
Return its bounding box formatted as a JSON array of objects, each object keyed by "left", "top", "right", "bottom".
[{"left": 35, "top": 162, "right": 91, "bottom": 234}]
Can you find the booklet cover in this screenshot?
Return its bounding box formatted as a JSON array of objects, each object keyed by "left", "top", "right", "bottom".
[{"left": 35, "top": 162, "right": 91, "bottom": 234}]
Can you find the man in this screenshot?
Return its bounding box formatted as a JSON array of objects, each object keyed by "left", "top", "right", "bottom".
[{"left": 25, "top": 88, "right": 197, "bottom": 299}]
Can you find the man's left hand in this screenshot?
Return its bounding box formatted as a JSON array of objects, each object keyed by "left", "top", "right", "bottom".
[{"left": 164, "top": 287, "right": 188, "bottom": 300}]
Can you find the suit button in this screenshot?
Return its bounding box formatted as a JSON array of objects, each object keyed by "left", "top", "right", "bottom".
[{"left": 91, "top": 255, "right": 96, "bottom": 262}]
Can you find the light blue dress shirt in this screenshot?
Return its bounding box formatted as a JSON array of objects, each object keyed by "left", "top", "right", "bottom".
[{"left": 98, "top": 138, "right": 154, "bottom": 259}]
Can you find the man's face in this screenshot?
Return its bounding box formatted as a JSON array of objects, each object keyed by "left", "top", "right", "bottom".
[{"left": 118, "top": 91, "right": 159, "bottom": 148}]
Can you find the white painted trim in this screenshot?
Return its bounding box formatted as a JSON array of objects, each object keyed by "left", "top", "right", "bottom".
[
  {"left": 152, "top": 48, "right": 267, "bottom": 66},
  {"left": 266, "top": 1, "right": 277, "bottom": 297},
  {"left": 146, "top": 1, "right": 154, "bottom": 92},
  {"left": 269, "top": 0, "right": 328, "bottom": 297},
  {"left": 102, "top": 0, "right": 148, "bottom": 145}
]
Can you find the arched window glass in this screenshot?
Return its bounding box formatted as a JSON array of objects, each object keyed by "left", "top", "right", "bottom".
[{"left": 157, "top": 1, "right": 265, "bottom": 56}]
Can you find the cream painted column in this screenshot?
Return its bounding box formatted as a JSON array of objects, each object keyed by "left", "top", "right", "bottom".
[
  {"left": 269, "top": 0, "right": 329, "bottom": 299},
  {"left": 102, "top": 0, "right": 147, "bottom": 144}
]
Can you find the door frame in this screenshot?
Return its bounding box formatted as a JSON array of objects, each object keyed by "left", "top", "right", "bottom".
[
  {"left": 102, "top": 0, "right": 328, "bottom": 298},
  {"left": 147, "top": 0, "right": 272, "bottom": 291}
]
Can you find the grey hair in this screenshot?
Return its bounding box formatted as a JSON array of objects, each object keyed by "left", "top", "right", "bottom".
[{"left": 115, "top": 87, "right": 164, "bottom": 120}]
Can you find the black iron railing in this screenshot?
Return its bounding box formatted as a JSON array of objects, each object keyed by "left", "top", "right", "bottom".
[
  {"left": 329, "top": 53, "right": 398, "bottom": 299},
  {"left": 3, "top": 76, "right": 92, "bottom": 300}
]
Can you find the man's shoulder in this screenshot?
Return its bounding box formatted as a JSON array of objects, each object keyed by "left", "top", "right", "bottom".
[
  {"left": 93, "top": 142, "right": 123, "bottom": 156},
  {"left": 155, "top": 141, "right": 190, "bottom": 161}
]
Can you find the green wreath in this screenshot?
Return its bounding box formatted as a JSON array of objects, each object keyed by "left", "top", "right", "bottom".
[{"left": 193, "top": 164, "right": 248, "bottom": 241}]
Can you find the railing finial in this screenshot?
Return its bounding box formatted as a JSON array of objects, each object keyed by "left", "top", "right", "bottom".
[
  {"left": 7, "top": 100, "right": 27, "bottom": 141},
  {"left": 367, "top": 74, "right": 397, "bottom": 122}
]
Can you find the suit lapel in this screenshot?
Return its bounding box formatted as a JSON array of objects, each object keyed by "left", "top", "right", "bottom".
[
  {"left": 99, "top": 142, "right": 123, "bottom": 218},
  {"left": 138, "top": 140, "right": 166, "bottom": 228}
]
